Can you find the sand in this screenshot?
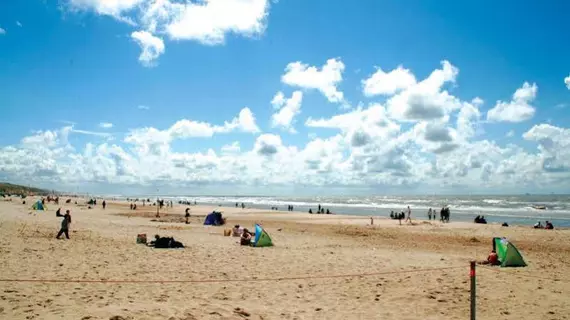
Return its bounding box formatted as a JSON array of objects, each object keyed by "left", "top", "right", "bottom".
[{"left": 0, "top": 197, "right": 569, "bottom": 320}]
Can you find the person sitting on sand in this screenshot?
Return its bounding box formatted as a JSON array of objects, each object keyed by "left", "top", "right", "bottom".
[
  {"left": 309, "top": 209, "right": 313, "bottom": 214},
  {"left": 533, "top": 221, "right": 543, "bottom": 229},
  {"left": 326, "top": 209, "right": 331, "bottom": 214},
  {"left": 479, "top": 216, "right": 487, "bottom": 224},
  {"left": 474, "top": 215, "right": 481, "bottom": 223},
  {"left": 240, "top": 228, "right": 253, "bottom": 246},
  {"left": 479, "top": 250, "right": 500, "bottom": 266},
  {"left": 545, "top": 221, "right": 554, "bottom": 230},
  {"left": 232, "top": 225, "right": 243, "bottom": 237}
]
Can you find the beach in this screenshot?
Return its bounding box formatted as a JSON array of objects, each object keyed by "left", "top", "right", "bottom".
[{"left": 1, "top": 197, "right": 569, "bottom": 320}]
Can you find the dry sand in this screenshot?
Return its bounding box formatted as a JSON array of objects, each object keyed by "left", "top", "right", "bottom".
[{"left": 0, "top": 197, "right": 569, "bottom": 320}]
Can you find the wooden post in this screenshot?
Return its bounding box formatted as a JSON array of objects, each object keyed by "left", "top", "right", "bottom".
[{"left": 470, "top": 261, "right": 476, "bottom": 320}]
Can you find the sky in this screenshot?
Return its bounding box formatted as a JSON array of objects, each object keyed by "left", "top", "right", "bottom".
[{"left": 1, "top": 0, "right": 570, "bottom": 196}]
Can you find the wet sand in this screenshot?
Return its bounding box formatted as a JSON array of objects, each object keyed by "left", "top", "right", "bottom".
[{"left": 0, "top": 197, "right": 569, "bottom": 320}]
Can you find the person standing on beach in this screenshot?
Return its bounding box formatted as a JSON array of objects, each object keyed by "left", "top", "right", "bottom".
[
  {"left": 185, "top": 208, "right": 190, "bottom": 224},
  {"left": 405, "top": 206, "right": 412, "bottom": 224},
  {"left": 428, "top": 208, "right": 432, "bottom": 220},
  {"left": 102, "top": 200, "right": 106, "bottom": 210},
  {"left": 56, "top": 209, "right": 71, "bottom": 239}
]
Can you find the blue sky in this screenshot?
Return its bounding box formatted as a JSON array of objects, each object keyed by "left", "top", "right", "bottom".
[{"left": 1, "top": 0, "right": 569, "bottom": 195}]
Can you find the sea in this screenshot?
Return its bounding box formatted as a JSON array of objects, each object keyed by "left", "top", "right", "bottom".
[{"left": 117, "top": 194, "right": 570, "bottom": 228}]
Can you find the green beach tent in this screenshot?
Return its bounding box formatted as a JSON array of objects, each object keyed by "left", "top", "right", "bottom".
[
  {"left": 252, "top": 224, "right": 273, "bottom": 247},
  {"left": 493, "top": 237, "right": 526, "bottom": 267}
]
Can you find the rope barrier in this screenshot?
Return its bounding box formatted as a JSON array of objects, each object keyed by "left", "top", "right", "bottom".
[
  {"left": 479, "top": 265, "right": 570, "bottom": 283},
  {"left": 0, "top": 265, "right": 464, "bottom": 284}
]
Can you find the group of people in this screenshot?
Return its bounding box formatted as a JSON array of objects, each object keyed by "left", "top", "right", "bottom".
[
  {"left": 147, "top": 234, "right": 184, "bottom": 248},
  {"left": 309, "top": 204, "right": 332, "bottom": 215},
  {"left": 235, "top": 202, "right": 246, "bottom": 209},
  {"left": 309, "top": 208, "right": 332, "bottom": 214},
  {"left": 230, "top": 224, "right": 255, "bottom": 246},
  {"left": 474, "top": 215, "right": 488, "bottom": 224},
  {"left": 389, "top": 206, "right": 413, "bottom": 224},
  {"left": 534, "top": 221, "right": 554, "bottom": 230}
]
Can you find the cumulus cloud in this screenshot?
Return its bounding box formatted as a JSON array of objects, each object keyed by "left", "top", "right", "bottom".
[
  {"left": 124, "top": 107, "right": 259, "bottom": 156},
  {"left": 16, "top": 21, "right": 22, "bottom": 27},
  {"left": 385, "top": 61, "right": 461, "bottom": 122},
  {"left": 0, "top": 27, "right": 5, "bottom": 35},
  {"left": 221, "top": 141, "right": 241, "bottom": 154},
  {"left": 362, "top": 66, "right": 416, "bottom": 96},
  {"left": 271, "top": 91, "right": 303, "bottom": 133},
  {"left": 2, "top": 58, "right": 570, "bottom": 193},
  {"left": 131, "top": 30, "right": 165, "bottom": 66},
  {"left": 254, "top": 134, "right": 282, "bottom": 156},
  {"left": 487, "top": 82, "right": 537, "bottom": 122},
  {"left": 99, "top": 122, "right": 113, "bottom": 129},
  {"left": 565, "top": 74, "right": 570, "bottom": 90},
  {"left": 67, "top": 0, "right": 144, "bottom": 18},
  {"left": 164, "top": 0, "right": 270, "bottom": 44},
  {"left": 65, "top": 0, "right": 272, "bottom": 63},
  {"left": 281, "top": 58, "right": 345, "bottom": 103}
]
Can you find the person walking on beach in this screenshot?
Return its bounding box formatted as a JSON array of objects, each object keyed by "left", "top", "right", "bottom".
[
  {"left": 405, "top": 206, "right": 412, "bottom": 224},
  {"left": 56, "top": 209, "right": 72, "bottom": 239},
  {"left": 428, "top": 208, "right": 432, "bottom": 220},
  {"left": 102, "top": 200, "right": 106, "bottom": 210}
]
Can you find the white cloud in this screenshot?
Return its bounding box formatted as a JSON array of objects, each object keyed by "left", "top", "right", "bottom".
[
  {"left": 222, "top": 107, "right": 261, "bottom": 133},
  {"left": 137, "top": 105, "right": 150, "bottom": 110},
  {"left": 384, "top": 61, "right": 461, "bottom": 122},
  {"left": 99, "top": 122, "right": 113, "bottom": 129},
  {"left": 64, "top": 0, "right": 273, "bottom": 64},
  {"left": 565, "top": 74, "right": 570, "bottom": 90},
  {"left": 506, "top": 130, "right": 515, "bottom": 137},
  {"left": 271, "top": 91, "right": 303, "bottom": 133},
  {"left": 523, "top": 124, "right": 570, "bottom": 172},
  {"left": 164, "top": 0, "right": 270, "bottom": 44},
  {"left": 0, "top": 27, "right": 6, "bottom": 35},
  {"left": 221, "top": 141, "right": 241, "bottom": 154},
  {"left": 67, "top": 0, "right": 144, "bottom": 17},
  {"left": 16, "top": 21, "right": 22, "bottom": 27},
  {"left": 2, "top": 58, "right": 570, "bottom": 193},
  {"left": 254, "top": 134, "right": 282, "bottom": 156},
  {"left": 281, "top": 58, "right": 345, "bottom": 103},
  {"left": 487, "top": 82, "right": 537, "bottom": 122},
  {"left": 362, "top": 66, "right": 417, "bottom": 96},
  {"left": 131, "top": 30, "right": 165, "bottom": 66},
  {"left": 124, "top": 107, "right": 259, "bottom": 156}
]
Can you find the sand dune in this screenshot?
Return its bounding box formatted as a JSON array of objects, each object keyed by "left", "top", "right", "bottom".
[{"left": 1, "top": 197, "right": 569, "bottom": 319}]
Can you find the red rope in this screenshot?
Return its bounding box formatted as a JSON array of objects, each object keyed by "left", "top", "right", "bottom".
[{"left": 0, "top": 266, "right": 464, "bottom": 284}]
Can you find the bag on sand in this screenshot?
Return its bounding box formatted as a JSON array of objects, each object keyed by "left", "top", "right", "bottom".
[
  {"left": 223, "top": 229, "right": 232, "bottom": 237},
  {"left": 137, "top": 234, "right": 147, "bottom": 244}
]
